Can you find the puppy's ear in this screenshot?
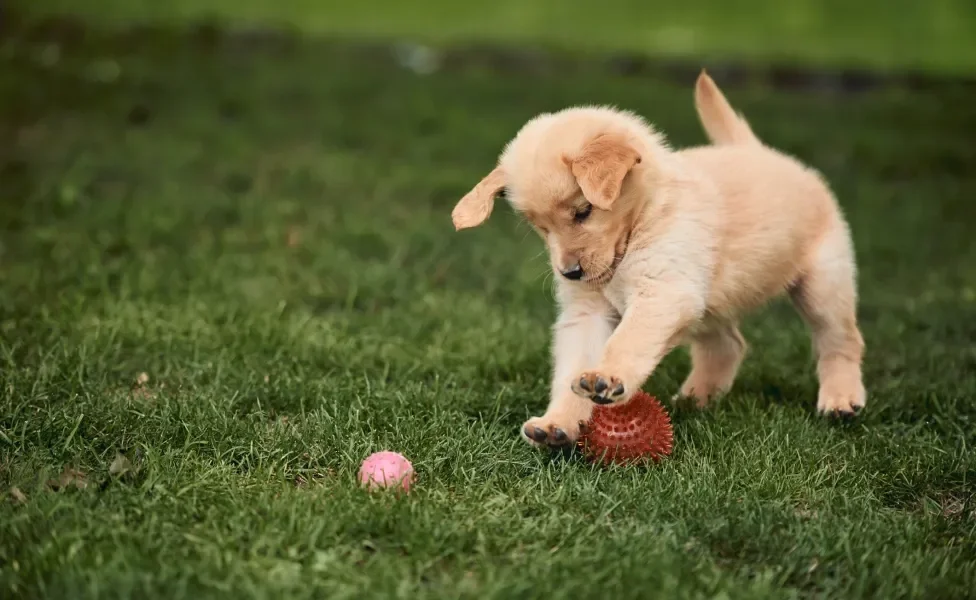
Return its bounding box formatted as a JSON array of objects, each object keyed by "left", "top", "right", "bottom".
[
  {"left": 567, "top": 134, "right": 641, "bottom": 210},
  {"left": 452, "top": 167, "right": 506, "bottom": 230}
]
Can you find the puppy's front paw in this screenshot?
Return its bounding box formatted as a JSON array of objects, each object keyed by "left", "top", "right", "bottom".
[
  {"left": 522, "top": 415, "right": 590, "bottom": 449},
  {"left": 572, "top": 370, "right": 627, "bottom": 405},
  {"left": 522, "top": 394, "right": 594, "bottom": 449}
]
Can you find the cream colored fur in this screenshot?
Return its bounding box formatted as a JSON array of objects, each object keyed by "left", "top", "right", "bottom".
[{"left": 452, "top": 71, "right": 866, "bottom": 448}]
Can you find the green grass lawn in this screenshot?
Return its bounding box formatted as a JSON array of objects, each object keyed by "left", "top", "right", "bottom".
[
  {"left": 2, "top": 18, "right": 976, "bottom": 600},
  {"left": 19, "top": 0, "right": 976, "bottom": 75}
]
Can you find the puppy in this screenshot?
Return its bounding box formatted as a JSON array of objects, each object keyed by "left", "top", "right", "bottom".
[{"left": 452, "top": 72, "right": 866, "bottom": 448}]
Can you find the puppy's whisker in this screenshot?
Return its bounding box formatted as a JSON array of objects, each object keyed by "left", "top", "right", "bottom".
[
  {"left": 544, "top": 271, "right": 557, "bottom": 300},
  {"left": 529, "top": 254, "right": 550, "bottom": 278}
]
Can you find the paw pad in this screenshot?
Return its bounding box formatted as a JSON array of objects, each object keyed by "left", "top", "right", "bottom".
[{"left": 574, "top": 372, "right": 626, "bottom": 405}]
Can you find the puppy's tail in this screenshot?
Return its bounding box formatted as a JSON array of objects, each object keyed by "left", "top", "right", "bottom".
[{"left": 694, "top": 70, "right": 759, "bottom": 146}]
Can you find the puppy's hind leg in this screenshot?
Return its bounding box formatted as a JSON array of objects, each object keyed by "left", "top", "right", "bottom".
[
  {"left": 790, "top": 226, "right": 866, "bottom": 416},
  {"left": 679, "top": 321, "right": 747, "bottom": 406}
]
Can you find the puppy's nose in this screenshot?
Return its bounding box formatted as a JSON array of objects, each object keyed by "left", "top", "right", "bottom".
[{"left": 560, "top": 263, "right": 584, "bottom": 280}]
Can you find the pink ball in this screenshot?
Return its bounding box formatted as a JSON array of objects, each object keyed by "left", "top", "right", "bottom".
[{"left": 358, "top": 451, "right": 414, "bottom": 492}]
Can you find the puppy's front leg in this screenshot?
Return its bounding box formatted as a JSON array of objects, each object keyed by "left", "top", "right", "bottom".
[
  {"left": 572, "top": 287, "right": 702, "bottom": 405},
  {"left": 522, "top": 288, "right": 615, "bottom": 448}
]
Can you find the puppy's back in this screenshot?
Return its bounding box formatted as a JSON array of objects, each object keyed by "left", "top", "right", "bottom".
[{"left": 678, "top": 143, "right": 839, "bottom": 314}]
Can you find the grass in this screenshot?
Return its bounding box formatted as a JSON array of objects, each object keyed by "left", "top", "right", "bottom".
[
  {"left": 19, "top": 0, "right": 976, "bottom": 75},
  {"left": 1, "top": 15, "right": 976, "bottom": 600}
]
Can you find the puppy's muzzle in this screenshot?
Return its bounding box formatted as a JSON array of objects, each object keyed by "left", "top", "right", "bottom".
[{"left": 560, "top": 263, "right": 584, "bottom": 281}]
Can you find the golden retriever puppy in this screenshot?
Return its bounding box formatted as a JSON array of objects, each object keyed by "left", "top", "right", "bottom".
[{"left": 452, "top": 71, "right": 866, "bottom": 448}]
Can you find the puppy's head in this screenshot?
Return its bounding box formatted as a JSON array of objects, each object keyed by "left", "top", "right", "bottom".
[{"left": 452, "top": 107, "right": 663, "bottom": 285}]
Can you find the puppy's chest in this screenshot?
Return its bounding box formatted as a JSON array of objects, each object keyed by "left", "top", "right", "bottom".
[{"left": 600, "top": 279, "right": 630, "bottom": 315}]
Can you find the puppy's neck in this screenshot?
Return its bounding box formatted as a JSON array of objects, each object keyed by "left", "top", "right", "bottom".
[{"left": 623, "top": 163, "right": 682, "bottom": 251}]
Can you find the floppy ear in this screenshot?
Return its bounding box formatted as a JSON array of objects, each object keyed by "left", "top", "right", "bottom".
[
  {"left": 567, "top": 134, "right": 641, "bottom": 210},
  {"left": 451, "top": 166, "right": 506, "bottom": 230}
]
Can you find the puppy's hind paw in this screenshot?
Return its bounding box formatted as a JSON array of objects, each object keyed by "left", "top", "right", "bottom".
[{"left": 817, "top": 381, "right": 866, "bottom": 417}]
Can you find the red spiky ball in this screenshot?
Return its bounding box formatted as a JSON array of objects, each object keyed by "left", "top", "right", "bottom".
[{"left": 578, "top": 390, "right": 674, "bottom": 466}]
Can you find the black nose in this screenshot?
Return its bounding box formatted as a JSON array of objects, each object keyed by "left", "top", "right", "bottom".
[{"left": 560, "top": 263, "right": 584, "bottom": 280}]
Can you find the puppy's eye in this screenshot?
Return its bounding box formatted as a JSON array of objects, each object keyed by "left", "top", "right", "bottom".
[{"left": 573, "top": 202, "right": 593, "bottom": 223}]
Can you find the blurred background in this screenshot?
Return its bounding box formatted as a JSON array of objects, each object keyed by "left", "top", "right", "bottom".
[{"left": 15, "top": 0, "right": 976, "bottom": 75}]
